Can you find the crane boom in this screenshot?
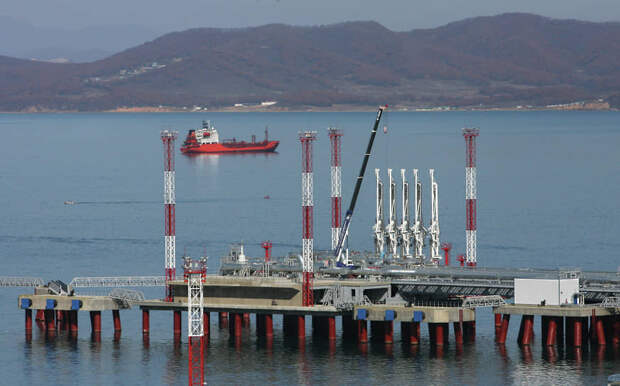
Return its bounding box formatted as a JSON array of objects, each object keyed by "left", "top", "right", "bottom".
[{"left": 335, "top": 105, "right": 387, "bottom": 265}]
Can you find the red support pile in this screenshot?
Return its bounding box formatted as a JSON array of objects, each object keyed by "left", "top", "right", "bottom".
[{"left": 188, "top": 336, "right": 204, "bottom": 386}]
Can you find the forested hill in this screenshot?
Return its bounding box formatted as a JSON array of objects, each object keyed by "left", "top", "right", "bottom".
[{"left": 2, "top": 13, "right": 620, "bottom": 111}]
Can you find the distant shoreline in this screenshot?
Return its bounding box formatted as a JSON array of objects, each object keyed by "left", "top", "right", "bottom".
[{"left": 0, "top": 103, "right": 616, "bottom": 114}]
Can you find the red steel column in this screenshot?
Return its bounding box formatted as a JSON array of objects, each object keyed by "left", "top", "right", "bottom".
[
  {"left": 59, "top": 311, "right": 66, "bottom": 331},
  {"left": 454, "top": 322, "right": 464, "bottom": 345},
  {"left": 595, "top": 317, "right": 606, "bottom": 345},
  {"left": 297, "top": 316, "right": 306, "bottom": 339},
  {"left": 441, "top": 243, "right": 451, "bottom": 266},
  {"left": 70, "top": 311, "right": 78, "bottom": 335},
  {"left": 612, "top": 316, "right": 620, "bottom": 345},
  {"left": 327, "top": 316, "right": 336, "bottom": 340},
  {"left": 410, "top": 322, "right": 421, "bottom": 345},
  {"left": 521, "top": 315, "right": 534, "bottom": 345},
  {"left": 497, "top": 314, "right": 510, "bottom": 344},
  {"left": 112, "top": 310, "right": 121, "bottom": 332},
  {"left": 25, "top": 309, "right": 32, "bottom": 332},
  {"left": 265, "top": 314, "right": 273, "bottom": 338},
  {"left": 243, "top": 313, "right": 250, "bottom": 327},
  {"left": 45, "top": 310, "right": 56, "bottom": 335},
  {"left": 36, "top": 309, "right": 45, "bottom": 322},
  {"left": 174, "top": 310, "right": 182, "bottom": 336},
  {"left": 434, "top": 324, "right": 445, "bottom": 346},
  {"left": 91, "top": 311, "right": 101, "bottom": 334},
  {"left": 384, "top": 321, "right": 394, "bottom": 344},
  {"left": 573, "top": 318, "right": 583, "bottom": 347},
  {"left": 64, "top": 311, "right": 70, "bottom": 331},
  {"left": 234, "top": 313, "right": 243, "bottom": 337},
  {"left": 546, "top": 317, "right": 557, "bottom": 346},
  {"left": 357, "top": 320, "right": 368, "bottom": 343},
  {"left": 219, "top": 312, "right": 228, "bottom": 328},
  {"left": 261, "top": 241, "right": 272, "bottom": 263},
  {"left": 142, "top": 310, "right": 150, "bottom": 334},
  {"left": 494, "top": 313, "right": 502, "bottom": 341},
  {"left": 401, "top": 322, "right": 420, "bottom": 345},
  {"left": 56, "top": 310, "right": 64, "bottom": 330}
]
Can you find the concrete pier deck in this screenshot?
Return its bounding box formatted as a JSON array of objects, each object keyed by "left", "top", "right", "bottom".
[
  {"left": 353, "top": 304, "right": 475, "bottom": 323},
  {"left": 495, "top": 304, "right": 619, "bottom": 317},
  {"left": 18, "top": 294, "right": 127, "bottom": 311}
]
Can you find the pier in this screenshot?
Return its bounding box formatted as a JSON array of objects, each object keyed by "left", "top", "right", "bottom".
[{"left": 13, "top": 269, "right": 620, "bottom": 351}]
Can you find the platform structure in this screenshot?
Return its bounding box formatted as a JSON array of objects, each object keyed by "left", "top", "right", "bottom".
[
  {"left": 492, "top": 303, "right": 620, "bottom": 347},
  {"left": 18, "top": 292, "right": 127, "bottom": 340},
  {"left": 14, "top": 267, "right": 620, "bottom": 350}
]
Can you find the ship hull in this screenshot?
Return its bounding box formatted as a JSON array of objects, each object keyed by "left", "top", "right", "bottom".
[{"left": 181, "top": 140, "right": 279, "bottom": 154}]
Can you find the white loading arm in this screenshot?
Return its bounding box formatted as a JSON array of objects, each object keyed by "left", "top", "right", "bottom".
[
  {"left": 386, "top": 169, "right": 399, "bottom": 258},
  {"left": 373, "top": 169, "right": 386, "bottom": 258},
  {"left": 399, "top": 169, "right": 412, "bottom": 258},
  {"left": 411, "top": 169, "right": 426, "bottom": 261},
  {"left": 429, "top": 169, "right": 441, "bottom": 264}
]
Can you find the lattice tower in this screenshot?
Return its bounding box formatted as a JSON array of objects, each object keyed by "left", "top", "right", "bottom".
[
  {"left": 463, "top": 128, "right": 479, "bottom": 267},
  {"left": 328, "top": 128, "right": 342, "bottom": 251},
  {"left": 161, "top": 130, "right": 178, "bottom": 301},
  {"left": 300, "top": 131, "right": 317, "bottom": 306},
  {"left": 184, "top": 256, "right": 207, "bottom": 386}
]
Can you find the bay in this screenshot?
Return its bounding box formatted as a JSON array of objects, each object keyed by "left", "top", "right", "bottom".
[{"left": 0, "top": 111, "right": 618, "bottom": 384}]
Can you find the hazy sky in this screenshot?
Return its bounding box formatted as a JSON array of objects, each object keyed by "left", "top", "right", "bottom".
[{"left": 3, "top": 0, "right": 620, "bottom": 30}]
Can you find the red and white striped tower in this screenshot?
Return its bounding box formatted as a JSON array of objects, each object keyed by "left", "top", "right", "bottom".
[
  {"left": 300, "top": 131, "right": 316, "bottom": 306},
  {"left": 463, "top": 128, "right": 479, "bottom": 267},
  {"left": 184, "top": 256, "right": 207, "bottom": 386},
  {"left": 328, "top": 128, "right": 342, "bottom": 251},
  {"left": 162, "top": 130, "right": 178, "bottom": 301}
]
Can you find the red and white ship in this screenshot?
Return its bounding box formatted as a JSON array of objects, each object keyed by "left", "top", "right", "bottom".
[{"left": 180, "top": 121, "right": 279, "bottom": 154}]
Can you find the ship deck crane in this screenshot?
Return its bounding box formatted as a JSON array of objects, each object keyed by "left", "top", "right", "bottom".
[{"left": 335, "top": 105, "right": 387, "bottom": 266}]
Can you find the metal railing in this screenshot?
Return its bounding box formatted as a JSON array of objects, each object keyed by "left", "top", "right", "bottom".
[
  {"left": 69, "top": 276, "right": 166, "bottom": 288},
  {"left": 600, "top": 296, "right": 620, "bottom": 308},
  {"left": 320, "top": 285, "right": 372, "bottom": 310},
  {"left": 108, "top": 288, "right": 146, "bottom": 302},
  {"left": 462, "top": 295, "right": 506, "bottom": 308},
  {"left": 0, "top": 277, "right": 45, "bottom": 287}
]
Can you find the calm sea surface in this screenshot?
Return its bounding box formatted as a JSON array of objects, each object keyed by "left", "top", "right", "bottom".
[{"left": 0, "top": 111, "right": 619, "bottom": 384}]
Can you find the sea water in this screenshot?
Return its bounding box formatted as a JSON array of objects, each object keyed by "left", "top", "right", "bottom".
[{"left": 0, "top": 111, "right": 618, "bottom": 384}]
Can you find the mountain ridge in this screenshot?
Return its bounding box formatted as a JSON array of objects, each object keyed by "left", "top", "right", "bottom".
[{"left": 1, "top": 13, "right": 620, "bottom": 111}]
